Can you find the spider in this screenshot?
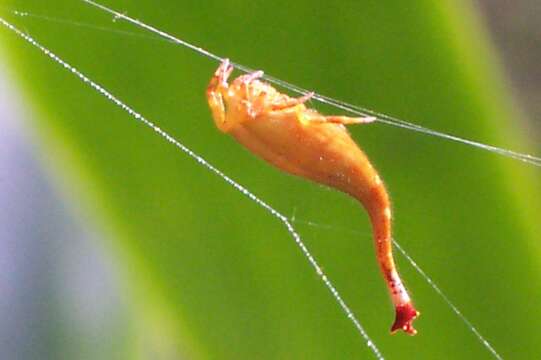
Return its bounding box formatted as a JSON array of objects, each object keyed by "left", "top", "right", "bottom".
[{"left": 207, "top": 59, "right": 419, "bottom": 335}]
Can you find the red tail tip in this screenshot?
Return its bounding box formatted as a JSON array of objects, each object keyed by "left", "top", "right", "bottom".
[{"left": 391, "top": 303, "right": 419, "bottom": 335}]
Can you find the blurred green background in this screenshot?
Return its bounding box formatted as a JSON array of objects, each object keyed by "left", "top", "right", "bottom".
[{"left": 1, "top": 0, "right": 540, "bottom": 359}]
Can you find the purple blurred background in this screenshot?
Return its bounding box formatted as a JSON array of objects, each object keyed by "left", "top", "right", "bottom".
[
  {"left": 0, "top": 70, "right": 127, "bottom": 358},
  {"left": 477, "top": 0, "right": 541, "bottom": 135}
]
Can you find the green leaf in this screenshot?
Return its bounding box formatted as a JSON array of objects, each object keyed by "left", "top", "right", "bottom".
[{"left": 2, "top": 0, "right": 540, "bottom": 358}]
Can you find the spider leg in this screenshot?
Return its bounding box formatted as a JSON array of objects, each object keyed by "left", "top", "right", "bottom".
[
  {"left": 271, "top": 92, "right": 314, "bottom": 111},
  {"left": 234, "top": 70, "right": 265, "bottom": 103},
  {"left": 217, "top": 58, "right": 233, "bottom": 86},
  {"left": 206, "top": 59, "right": 234, "bottom": 132},
  {"left": 242, "top": 91, "right": 269, "bottom": 118},
  {"left": 207, "top": 58, "right": 233, "bottom": 92},
  {"left": 303, "top": 110, "right": 376, "bottom": 125},
  {"left": 324, "top": 115, "right": 376, "bottom": 125},
  {"left": 239, "top": 70, "right": 264, "bottom": 84}
]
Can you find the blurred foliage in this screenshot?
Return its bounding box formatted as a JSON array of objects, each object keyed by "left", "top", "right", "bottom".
[{"left": 2, "top": 0, "right": 541, "bottom": 358}]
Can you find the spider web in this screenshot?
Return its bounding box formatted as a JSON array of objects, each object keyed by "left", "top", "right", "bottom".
[{"left": 1, "top": 2, "right": 530, "bottom": 358}]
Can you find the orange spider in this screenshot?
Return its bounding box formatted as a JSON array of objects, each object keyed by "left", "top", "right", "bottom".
[{"left": 207, "top": 59, "right": 419, "bottom": 335}]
